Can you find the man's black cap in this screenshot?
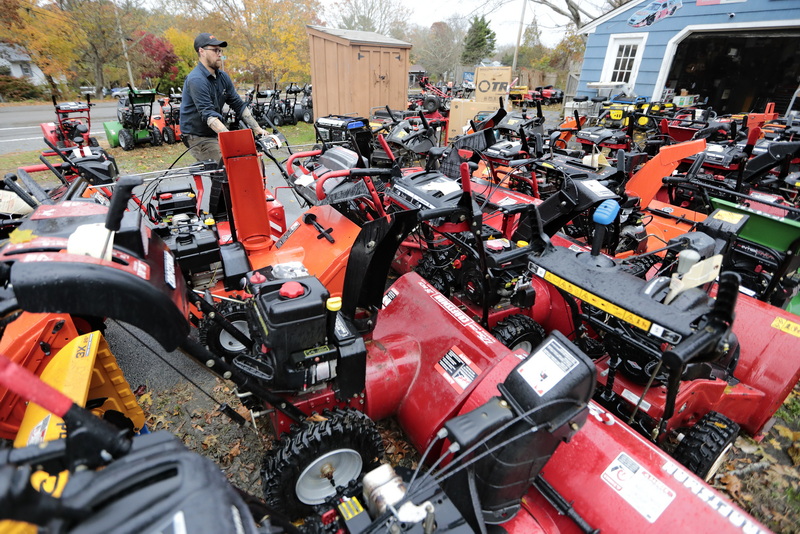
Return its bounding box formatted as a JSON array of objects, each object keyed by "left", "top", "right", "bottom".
[{"left": 194, "top": 33, "right": 228, "bottom": 52}]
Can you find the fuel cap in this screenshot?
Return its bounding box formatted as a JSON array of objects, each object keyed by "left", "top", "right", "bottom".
[{"left": 279, "top": 281, "right": 305, "bottom": 298}]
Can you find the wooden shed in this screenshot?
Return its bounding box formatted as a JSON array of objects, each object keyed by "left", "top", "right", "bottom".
[{"left": 306, "top": 25, "right": 411, "bottom": 118}]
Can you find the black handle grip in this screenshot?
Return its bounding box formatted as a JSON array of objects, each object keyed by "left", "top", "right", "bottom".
[
  {"left": 3, "top": 173, "right": 38, "bottom": 209},
  {"left": 662, "top": 326, "right": 719, "bottom": 370},
  {"left": 418, "top": 206, "right": 462, "bottom": 221},
  {"left": 105, "top": 175, "right": 142, "bottom": 232},
  {"left": 17, "top": 169, "right": 53, "bottom": 204},
  {"left": 42, "top": 136, "right": 71, "bottom": 163},
  {"left": 419, "top": 109, "right": 430, "bottom": 130},
  {"left": 712, "top": 272, "right": 740, "bottom": 323},
  {"left": 348, "top": 168, "right": 394, "bottom": 178},
  {"left": 662, "top": 176, "right": 687, "bottom": 185}
]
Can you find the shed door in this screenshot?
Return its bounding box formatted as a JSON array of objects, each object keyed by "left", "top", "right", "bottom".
[{"left": 354, "top": 46, "right": 406, "bottom": 116}]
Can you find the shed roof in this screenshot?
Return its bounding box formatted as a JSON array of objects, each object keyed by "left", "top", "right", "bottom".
[{"left": 306, "top": 25, "right": 412, "bottom": 48}]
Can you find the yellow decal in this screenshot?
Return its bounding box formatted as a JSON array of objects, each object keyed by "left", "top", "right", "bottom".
[
  {"left": 771, "top": 316, "right": 800, "bottom": 338},
  {"left": 303, "top": 345, "right": 331, "bottom": 357},
  {"left": 338, "top": 497, "right": 364, "bottom": 520},
  {"left": 543, "top": 271, "right": 652, "bottom": 331},
  {"left": 8, "top": 228, "right": 36, "bottom": 244},
  {"left": 712, "top": 210, "right": 744, "bottom": 224}
]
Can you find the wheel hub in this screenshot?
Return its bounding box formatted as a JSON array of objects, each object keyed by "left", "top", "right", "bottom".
[
  {"left": 295, "top": 448, "right": 362, "bottom": 505},
  {"left": 218, "top": 319, "right": 249, "bottom": 352}
]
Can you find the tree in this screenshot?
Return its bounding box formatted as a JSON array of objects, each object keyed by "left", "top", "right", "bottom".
[
  {"left": 544, "top": 24, "right": 585, "bottom": 71},
  {"left": 514, "top": 16, "right": 549, "bottom": 69},
  {"left": 177, "top": 0, "right": 322, "bottom": 86},
  {"left": 328, "top": 0, "right": 410, "bottom": 40},
  {"left": 0, "top": 0, "right": 83, "bottom": 94},
  {"left": 408, "top": 17, "right": 467, "bottom": 82},
  {"left": 461, "top": 16, "right": 495, "bottom": 66},
  {"left": 132, "top": 31, "right": 179, "bottom": 88}
]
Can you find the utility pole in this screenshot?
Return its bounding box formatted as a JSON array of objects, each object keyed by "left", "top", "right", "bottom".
[
  {"left": 112, "top": 0, "right": 135, "bottom": 88},
  {"left": 512, "top": 0, "right": 528, "bottom": 72}
]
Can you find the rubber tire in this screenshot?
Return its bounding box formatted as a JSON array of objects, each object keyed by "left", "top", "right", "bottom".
[
  {"left": 423, "top": 96, "right": 439, "bottom": 113},
  {"left": 118, "top": 129, "right": 134, "bottom": 151},
  {"left": 303, "top": 109, "right": 313, "bottom": 123},
  {"left": 672, "top": 411, "right": 739, "bottom": 481},
  {"left": 162, "top": 127, "right": 176, "bottom": 145},
  {"left": 149, "top": 126, "right": 163, "bottom": 147},
  {"left": 646, "top": 14, "right": 655, "bottom": 25},
  {"left": 272, "top": 113, "right": 284, "bottom": 127},
  {"left": 198, "top": 301, "right": 251, "bottom": 361},
  {"left": 491, "top": 314, "right": 546, "bottom": 355},
  {"left": 262, "top": 408, "right": 384, "bottom": 519},
  {"left": 88, "top": 137, "right": 99, "bottom": 147}
]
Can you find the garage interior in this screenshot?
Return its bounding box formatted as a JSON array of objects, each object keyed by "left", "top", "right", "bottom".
[{"left": 665, "top": 29, "right": 800, "bottom": 115}]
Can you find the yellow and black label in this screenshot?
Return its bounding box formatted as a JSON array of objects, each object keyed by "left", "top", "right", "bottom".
[
  {"left": 771, "top": 316, "right": 800, "bottom": 338},
  {"left": 338, "top": 496, "right": 364, "bottom": 519},
  {"left": 303, "top": 345, "right": 331, "bottom": 358},
  {"left": 712, "top": 210, "right": 744, "bottom": 225},
  {"left": 540, "top": 269, "right": 652, "bottom": 332}
]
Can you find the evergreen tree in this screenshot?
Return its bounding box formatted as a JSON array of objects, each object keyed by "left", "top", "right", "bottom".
[{"left": 461, "top": 16, "right": 496, "bottom": 65}]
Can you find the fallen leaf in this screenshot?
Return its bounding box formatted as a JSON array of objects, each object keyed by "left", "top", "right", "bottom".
[
  {"left": 768, "top": 438, "right": 783, "bottom": 450},
  {"left": 719, "top": 474, "right": 742, "bottom": 496},
  {"left": 235, "top": 405, "right": 250, "bottom": 420},
  {"left": 229, "top": 441, "right": 241, "bottom": 459},
  {"left": 307, "top": 414, "right": 328, "bottom": 422},
  {"left": 202, "top": 435, "right": 218, "bottom": 450},
  {"left": 138, "top": 391, "right": 152, "bottom": 408},
  {"left": 788, "top": 443, "right": 800, "bottom": 467},
  {"left": 773, "top": 425, "right": 800, "bottom": 441}
]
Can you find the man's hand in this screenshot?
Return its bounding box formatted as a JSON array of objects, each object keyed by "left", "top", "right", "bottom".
[
  {"left": 258, "top": 134, "right": 282, "bottom": 151},
  {"left": 254, "top": 126, "right": 267, "bottom": 138}
]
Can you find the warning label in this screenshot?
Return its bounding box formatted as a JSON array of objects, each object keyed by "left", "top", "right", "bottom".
[
  {"left": 517, "top": 337, "right": 579, "bottom": 396},
  {"left": 435, "top": 346, "right": 481, "bottom": 393},
  {"left": 382, "top": 288, "right": 399, "bottom": 309},
  {"left": 601, "top": 452, "right": 676, "bottom": 523}
]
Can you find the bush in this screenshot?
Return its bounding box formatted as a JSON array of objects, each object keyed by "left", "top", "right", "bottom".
[{"left": 0, "top": 75, "right": 43, "bottom": 101}]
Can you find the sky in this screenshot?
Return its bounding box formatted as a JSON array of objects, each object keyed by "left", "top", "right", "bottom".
[{"left": 318, "top": 0, "right": 611, "bottom": 49}]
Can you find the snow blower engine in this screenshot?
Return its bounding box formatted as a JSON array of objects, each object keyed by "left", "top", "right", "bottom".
[{"left": 238, "top": 264, "right": 366, "bottom": 396}]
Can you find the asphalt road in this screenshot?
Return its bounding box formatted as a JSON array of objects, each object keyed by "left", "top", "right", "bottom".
[{"left": 0, "top": 100, "right": 121, "bottom": 155}]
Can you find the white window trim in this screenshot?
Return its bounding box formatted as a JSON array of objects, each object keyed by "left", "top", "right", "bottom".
[
  {"left": 599, "top": 33, "right": 648, "bottom": 90},
  {"left": 651, "top": 19, "right": 800, "bottom": 102}
]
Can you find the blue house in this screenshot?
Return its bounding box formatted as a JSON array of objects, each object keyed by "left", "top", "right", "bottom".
[{"left": 575, "top": 0, "right": 800, "bottom": 113}]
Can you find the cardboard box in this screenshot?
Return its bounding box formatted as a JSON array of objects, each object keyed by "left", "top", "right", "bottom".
[
  {"left": 447, "top": 99, "right": 500, "bottom": 140},
  {"left": 474, "top": 66, "right": 512, "bottom": 104}
]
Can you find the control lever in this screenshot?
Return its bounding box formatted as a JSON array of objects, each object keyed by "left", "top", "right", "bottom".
[
  {"left": 590, "top": 199, "right": 620, "bottom": 258},
  {"left": 100, "top": 175, "right": 142, "bottom": 260},
  {"left": 303, "top": 212, "right": 335, "bottom": 243}
]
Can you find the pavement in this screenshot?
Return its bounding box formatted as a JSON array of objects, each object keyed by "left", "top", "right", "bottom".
[{"left": 0, "top": 100, "right": 122, "bottom": 155}]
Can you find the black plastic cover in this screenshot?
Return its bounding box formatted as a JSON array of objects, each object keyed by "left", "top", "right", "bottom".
[{"left": 47, "top": 431, "right": 261, "bottom": 534}]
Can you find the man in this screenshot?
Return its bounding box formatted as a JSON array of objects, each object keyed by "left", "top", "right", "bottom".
[{"left": 180, "top": 32, "right": 266, "bottom": 161}]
